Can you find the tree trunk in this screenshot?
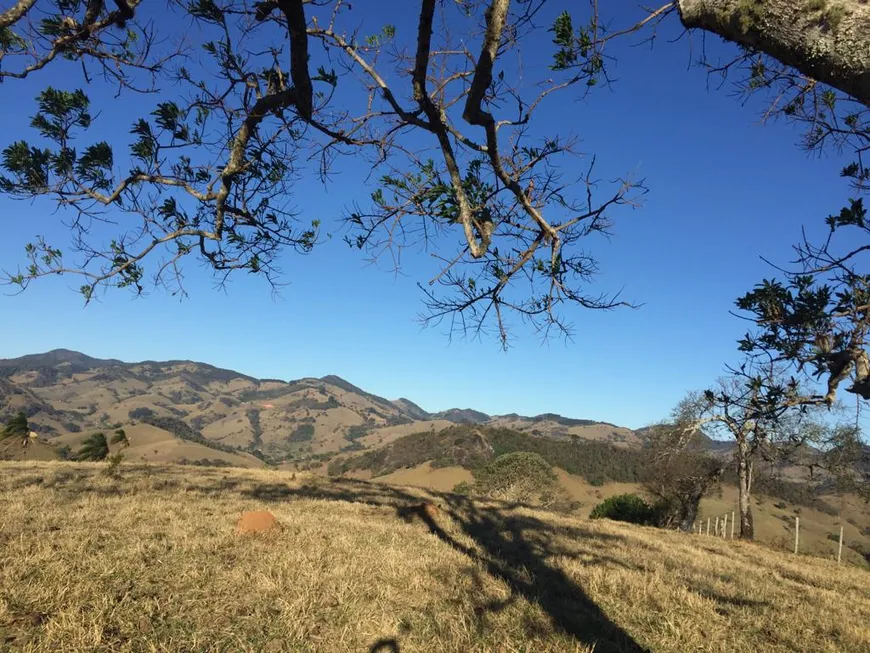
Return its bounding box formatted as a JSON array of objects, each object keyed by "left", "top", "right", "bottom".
[
  {"left": 736, "top": 437, "right": 754, "bottom": 540},
  {"left": 677, "top": 0, "right": 870, "bottom": 107},
  {"left": 680, "top": 499, "right": 698, "bottom": 533}
]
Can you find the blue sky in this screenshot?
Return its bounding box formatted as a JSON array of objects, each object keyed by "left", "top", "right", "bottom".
[{"left": 0, "top": 2, "right": 856, "bottom": 428}]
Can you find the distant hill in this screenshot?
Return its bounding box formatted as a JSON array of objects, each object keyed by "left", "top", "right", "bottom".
[
  {"left": 331, "top": 424, "right": 854, "bottom": 519},
  {"left": 488, "top": 413, "right": 641, "bottom": 447},
  {"left": 0, "top": 349, "right": 123, "bottom": 375},
  {"left": 432, "top": 408, "right": 491, "bottom": 424},
  {"left": 0, "top": 349, "right": 687, "bottom": 465},
  {"left": 0, "top": 350, "right": 441, "bottom": 463},
  {"left": 0, "top": 348, "right": 813, "bottom": 472},
  {"left": 391, "top": 398, "right": 432, "bottom": 421}
]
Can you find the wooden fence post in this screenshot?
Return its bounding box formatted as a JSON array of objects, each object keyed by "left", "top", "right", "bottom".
[
  {"left": 722, "top": 513, "right": 728, "bottom": 540},
  {"left": 838, "top": 525, "right": 844, "bottom": 564},
  {"left": 731, "top": 511, "right": 735, "bottom": 539},
  {"left": 707, "top": 517, "right": 711, "bottom": 536},
  {"left": 715, "top": 516, "right": 719, "bottom": 537},
  {"left": 794, "top": 516, "right": 800, "bottom": 554}
]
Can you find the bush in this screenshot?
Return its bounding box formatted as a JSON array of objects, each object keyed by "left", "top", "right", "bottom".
[
  {"left": 103, "top": 451, "right": 125, "bottom": 477},
  {"left": 474, "top": 452, "right": 555, "bottom": 490},
  {"left": 472, "top": 452, "right": 568, "bottom": 507},
  {"left": 128, "top": 407, "right": 155, "bottom": 420},
  {"left": 590, "top": 494, "right": 657, "bottom": 526},
  {"left": 452, "top": 481, "right": 472, "bottom": 495},
  {"left": 346, "top": 425, "right": 369, "bottom": 440},
  {"left": 290, "top": 423, "right": 315, "bottom": 442},
  {"left": 246, "top": 409, "right": 263, "bottom": 447}
]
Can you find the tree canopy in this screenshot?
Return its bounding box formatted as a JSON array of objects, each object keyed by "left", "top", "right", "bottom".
[
  {"left": 1, "top": 0, "right": 868, "bottom": 345},
  {"left": 76, "top": 431, "right": 109, "bottom": 460},
  {"left": 1, "top": 412, "right": 30, "bottom": 439}
]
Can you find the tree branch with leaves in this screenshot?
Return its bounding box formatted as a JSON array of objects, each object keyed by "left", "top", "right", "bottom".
[{"left": 1, "top": 0, "right": 645, "bottom": 345}]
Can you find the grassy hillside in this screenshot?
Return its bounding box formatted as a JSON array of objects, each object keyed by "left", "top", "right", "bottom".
[
  {"left": 364, "top": 461, "right": 870, "bottom": 567},
  {"left": 1, "top": 461, "right": 868, "bottom": 652},
  {"left": 52, "top": 424, "right": 263, "bottom": 468},
  {"left": 336, "top": 425, "right": 853, "bottom": 506},
  {"left": 329, "top": 425, "right": 647, "bottom": 484},
  {"left": 0, "top": 436, "right": 59, "bottom": 462}
]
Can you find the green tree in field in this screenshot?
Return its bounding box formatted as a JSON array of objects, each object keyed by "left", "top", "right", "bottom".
[
  {"left": 590, "top": 494, "right": 656, "bottom": 526},
  {"left": 77, "top": 432, "right": 109, "bottom": 461},
  {"left": 1, "top": 412, "right": 29, "bottom": 439}
]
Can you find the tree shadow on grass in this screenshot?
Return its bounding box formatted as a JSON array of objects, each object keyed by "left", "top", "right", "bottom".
[
  {"left": 368, "top": 638, "right": 400, "bottom": 652},
  {"left": 7, "top": 467, "right": 648, "bottom": 651},
  {"left": 690, "top": 587, "right": 769, "bottom": 611},
  {"left": 245, "top": 478, "right": 649, "bottom": 653}
]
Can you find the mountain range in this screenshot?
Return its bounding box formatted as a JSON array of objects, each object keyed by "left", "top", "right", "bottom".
[{"left": 0, "top": 349, "right": 641, "bottom": 464}]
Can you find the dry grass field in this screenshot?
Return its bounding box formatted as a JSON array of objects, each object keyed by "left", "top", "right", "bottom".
[{"left": 1, "top": 461, "right": 869, "bottom": 652}]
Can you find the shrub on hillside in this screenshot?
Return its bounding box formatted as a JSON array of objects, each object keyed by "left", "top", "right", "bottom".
[
  {"left": 589, "top": 494, "right": 657, "bottom": 526},
  {"left": 103, "top": 451, "right": 125, "bottom": 478},
  {"left": 472, "top": 452, "right": 569, "bottom": 507},
  {"left": 128, "top": 407, "right": 155, "bottom": 420},
  {"left": 474, "top": 451, "right": 555, "bottom": 490},
  {"left": 346, "top": 425, "right": 369, "bottom": 440},
  {"left": 246, "top": 409, "right": 263, "bottom": 447},
  {"left": 452, "top": 481, "right": 472, "bottom": 495},
  {"left": 290, "top": 423, "right": 315, "bottom": 442}
]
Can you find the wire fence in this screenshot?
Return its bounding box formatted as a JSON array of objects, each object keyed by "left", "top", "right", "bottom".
[{"left": 694, "top": 510, "right": 847, "bottom": 564}]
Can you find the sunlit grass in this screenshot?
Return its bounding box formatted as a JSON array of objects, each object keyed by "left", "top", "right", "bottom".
[{"left": 1, "top": 461, "right": 868, "bottom": 652}]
